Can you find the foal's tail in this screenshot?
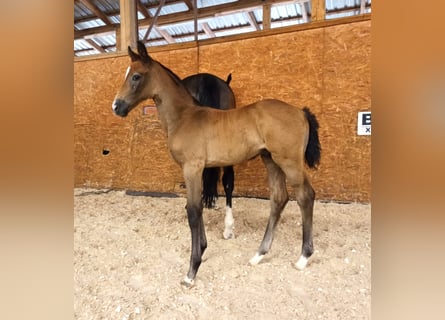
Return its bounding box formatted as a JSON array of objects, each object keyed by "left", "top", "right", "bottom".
[
  {"left": 303, "top": 107, "right": 321, "bottom": 169},
  {"left": 202, "top": 167, "right": 220, "bottom": 208}
]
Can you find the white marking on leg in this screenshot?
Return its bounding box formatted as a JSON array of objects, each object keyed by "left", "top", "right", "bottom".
[
  {"left": 249, "top": 252, "right": 264, "bottom": 265},
  {"left": 181, "top": 276, "right": 194, "bottom": 287},
  {"left": 294, "top": 255, "right": 308, "bottom": 270},
  {"left": 223, "top": 207, "right": 234, "bottom": 239}
]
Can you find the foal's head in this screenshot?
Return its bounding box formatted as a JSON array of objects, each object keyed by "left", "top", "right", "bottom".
[{"left": 112, "top": 41, "right": 157, "bottom": 117}]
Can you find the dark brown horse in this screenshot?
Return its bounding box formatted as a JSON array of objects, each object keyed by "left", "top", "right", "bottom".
[
  {"left": 182, "top": 73, "right": 236, "bottom": 240},
  {"left": 112, "top": 41, "right": 321, "bottom": 287}
]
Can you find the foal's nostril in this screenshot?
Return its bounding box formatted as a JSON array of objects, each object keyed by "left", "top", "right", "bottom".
[
  {"left": 102, "top": 149, "right": 110, "bottom": 155},
  {"left": 112, "top": 99, "right": 129, "bottom": 117}
]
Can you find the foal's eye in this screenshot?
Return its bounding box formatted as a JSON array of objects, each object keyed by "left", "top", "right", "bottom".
[{"left": 132, "top": 74, "right": 141, "bottom": 81}]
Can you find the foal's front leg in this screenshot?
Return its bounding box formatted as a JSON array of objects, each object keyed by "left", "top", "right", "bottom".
[{"left": 181, "top": 164, "right": 206, "bottom": 288}]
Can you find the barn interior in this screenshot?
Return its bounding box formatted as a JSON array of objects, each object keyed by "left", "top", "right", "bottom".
[{"left": 74, "top": 0, "right": 371, "bottom": 203}]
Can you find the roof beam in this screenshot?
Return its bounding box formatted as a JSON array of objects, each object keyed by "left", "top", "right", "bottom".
[
  {"left": 263, "top": 4, "right": 271, "bottom": 30},
  {"left": 155, "top": 27, "right": 176, "bottom": 43},
  {"left": 77, "top": 0, "right": 112, "bottom": 25},
  {"left": 84, "top": 39, "right": 106, "bottom": 53},
  {"left": 201, "top": 22, "right": 215, "bottom": 38},
  {"left": 137, "top": 0, "right": 151, "bottom": 18},
  {"left": 246, "top": 11, "right": 260, "bottom": 31},
  {"left": 119, "top": 0, "right": 138, "bottom": 50},
  {"left": 143, "top": 0, "right": 167, "bottom": 41},
  {"left": 360, "top": 0, "right": 366, "bottom": 14},
  {"left": 300, "top": 2, "right": 308, "bottom": 22},
  {"left": 311, "top": 0, "right": 326, "bottom": 21},
  {"left": 182, "top": 0, "right": 194, "bottom": 11},
  {"left": 76, "top": 0, "right": 288, "bottom": 39}
]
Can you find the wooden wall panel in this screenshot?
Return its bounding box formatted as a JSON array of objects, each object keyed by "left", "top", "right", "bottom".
[{"left": 74, "top": 20, "right": 371, "bottom": 203}]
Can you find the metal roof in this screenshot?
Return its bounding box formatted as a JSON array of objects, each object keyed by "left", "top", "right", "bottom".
[{"left": 74, "top": 0, "right": 371, "bottom": 57}]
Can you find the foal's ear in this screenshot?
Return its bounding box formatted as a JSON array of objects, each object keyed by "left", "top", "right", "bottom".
[
  {"left": 128, "top": 46, "right": 140, "bottom": 62},
  {"left": 136, "top": 40, "right": 152, "bottom": 63}
]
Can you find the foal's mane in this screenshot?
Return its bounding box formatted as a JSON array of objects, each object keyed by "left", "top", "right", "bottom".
[
  {"left": 156, "top": 60, "right": 201, "bottom": 105},
  {"left": 158, "top": 62, "right": 182, "bottom": 87}
]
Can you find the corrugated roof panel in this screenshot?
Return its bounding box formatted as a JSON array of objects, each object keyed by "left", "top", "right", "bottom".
[
  {"left": 137, "top": 12, "right": 145, "bottom": 20},
  {"left": 272, "top": 18, "right": 303, "bottom": 29},
  {"left": 109, "top": 15, "right": 120, "bottom": 24},
  {"left": 76, "top": 51, "right": 95, "bottom": 57},
  {"left": 146, "top": 39, "right": 169, "bottom": 47},
  {"left": 164, "top": 22, "right": 202, "bottom": 37},
  {"left": 272, "top": 4, "right": 290, "bottom": 19},
  {"left": 326, "top": 0, "right": 371, "bottom": 19},
  {"left": 74, "top": 39, "right": 90, "bottom": 51},
  {"left": 74, "top": 0, "right": 371, "bottom": 56},
  {"left": 94, "top": 0, "right": 119, "bottom": 13},
  {"left": 75, "top": 19, "right": 106, "bottom": 31},
  {"left": 252, "top": 8, "right": 262, "bottom": 23},
  {"left": 206, "top": 13, "right": 248, "bottom": 30},
  {"left": 148, "top": 2, "right": 188, "bottom": 16},
  {"left": 74, "top": 3, "right": 91, "bottom": 20},
  {"left": 213, "top": 25, "right": 254, "bottom": 37},
  {"left": 197, "top": 0, "right": 237, "bottom": 9},
  {"left": 326, "top": 0, "right": 371, "bottom": 12},
  {"left": 93, "top": 34, "right": 116, "bottom": 47}
]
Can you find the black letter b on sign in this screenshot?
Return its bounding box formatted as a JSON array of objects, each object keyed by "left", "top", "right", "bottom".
[{"left": 362, "top": 113, "right": 371, "bottom": 125}]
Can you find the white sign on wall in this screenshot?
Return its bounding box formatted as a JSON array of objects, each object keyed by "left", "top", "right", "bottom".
[{"left": 357, "top": 111, "right": 371, "bottom": 135}]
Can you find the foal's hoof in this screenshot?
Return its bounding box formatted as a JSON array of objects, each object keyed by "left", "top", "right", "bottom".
[
  {"left": 294, "top": 256, "right": 309, "bottom": 270},
  {"left": 223, "top": 230, "right": 234, "bottom": 240},
  {"left": 181, "top": 276, "right": 195, "bottom": 288},
  {"left": 249, "top": 253, "right": 265, "bottom": 265}
]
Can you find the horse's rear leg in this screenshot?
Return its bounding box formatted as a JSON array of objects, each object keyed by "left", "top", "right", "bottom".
[
  {"left": 222, "top": 166, "right": 235, "bottom": 239},
  {"left": 249, "top": 153, "right": 288, "bottom": 265},
  {"left": 292, "top": 174, "right": 315, "bottom": 270},
  {"left": 181, "top": 164, "right": 206, "bottom": 288}
]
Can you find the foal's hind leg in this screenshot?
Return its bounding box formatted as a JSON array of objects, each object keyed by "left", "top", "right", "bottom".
[
  {"left": 293, "top": 174, "right": 315, "bottom": 270},
  {"left": 222, "top": 166, "right": 235, "bottom": 239},
  {"left": 249, "top": 152, "right": 288, "bottom": 265},
  {"left": 265, "top": 156, "right": 315, "bottom": 270},
  {"left": 281, "top": 165, "right": 315, "bottom": 270}
]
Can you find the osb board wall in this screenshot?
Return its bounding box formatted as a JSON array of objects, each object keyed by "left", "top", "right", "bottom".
[{"left": 74, "top": 20, "right": 371, "bottom": 203}]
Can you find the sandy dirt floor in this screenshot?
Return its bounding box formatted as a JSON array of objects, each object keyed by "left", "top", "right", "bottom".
[{"left": 74, "top": 188, "right": 371, "bottom": 320}]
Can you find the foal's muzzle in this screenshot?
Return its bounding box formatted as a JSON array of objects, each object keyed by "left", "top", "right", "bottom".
[{"left": 112, "top": 99, "right": 129, "bottom": 117}]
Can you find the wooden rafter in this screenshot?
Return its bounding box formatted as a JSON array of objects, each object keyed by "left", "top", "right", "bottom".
[
  {"left": 201, "top": 22, "right": 215, "bottom": 38},
  {"left": 137, "top": 0, "right": 151, "bottom": 18},
  {"left": 76, "top": 0, "right": 278, "bottom": 39},
  {"left": 300, "top": 2, "right": 308, "bottom": 23},
  {"left": 84, "top": 38, "right": 106, "bottom": 53},
  {"left": 311, "top": 0, "right": 326, "bottom": 21},
  {"left": 360, "top": 0, "right": 366, "bottom": 14},
  {"left": 74, "top": 0, "right": 371, "bottom": 55},
  {"left": 182, "top": 0, "right": 194, "bottom": 11},
  {"left": 143, "top": 0, "right": 167, "bottom": 41},
  {"left": 119, "top": 0, "right": 138, "bottom": 50},
  {"left": 262, "top": 4, "right": 271, "bottom": 30},
  {"left": 246, "top": 11, "right": 260, "bottom": 31},
  {"left": 155, "top": 27, "right": 176, "bottom": 43},
  {"left": 77, "top": 0, "right": 112, "bottom": 25},
  {"left": 75, "top": 14, "right": 371, "bottom": 56}
]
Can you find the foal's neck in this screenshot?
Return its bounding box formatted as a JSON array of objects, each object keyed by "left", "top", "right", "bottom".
[{"left": 152, "top": 62, "right": 196, "bottom": 135}]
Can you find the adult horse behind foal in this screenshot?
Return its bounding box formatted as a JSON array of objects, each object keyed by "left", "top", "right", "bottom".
[
  {"left": 182, "top": 73, "right": 236, "bottom": 240},
  {"left": 112, "top": 41, "right": 321, "bottom": 288}
]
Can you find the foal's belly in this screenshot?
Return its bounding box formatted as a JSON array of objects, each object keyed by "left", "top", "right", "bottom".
[{"left": 205, "top": 140, "right": 265, "bottom": 167}]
